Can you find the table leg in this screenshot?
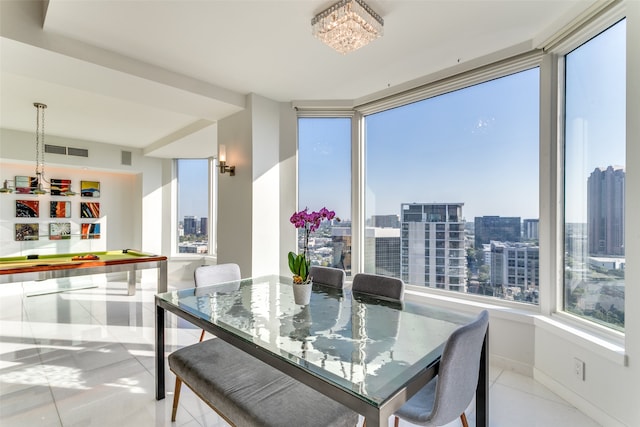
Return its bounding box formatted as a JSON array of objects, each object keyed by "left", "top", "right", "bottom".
[
  {"left": 155, "top": 302, "right": 165, "bottom": 400},
  {"left": 158, "top": 261, "right": 168, "bottom": 293},
  {"left": 127, "top": 267, "right": 136, "bottom": 296},
  {"left": 476, "top": 326, "right": 489, "bottom": 427}
]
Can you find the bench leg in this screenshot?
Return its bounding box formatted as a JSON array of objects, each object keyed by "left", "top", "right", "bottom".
[{"left": 171, "top": 377, "right": 182, "bottom": 421}]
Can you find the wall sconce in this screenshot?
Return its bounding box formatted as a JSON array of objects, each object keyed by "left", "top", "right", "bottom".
[{"left": 218, "top": 144, "right": 235, "bottom": 176}]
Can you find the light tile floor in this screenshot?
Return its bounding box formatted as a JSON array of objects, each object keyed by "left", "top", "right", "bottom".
[{"left": 0, "top": 274, "right": 602, "bottom": 427}]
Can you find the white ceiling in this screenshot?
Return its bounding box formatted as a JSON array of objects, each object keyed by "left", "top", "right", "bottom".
[{"left": 0, "top": 0, "right": 601, "bottom": 158}]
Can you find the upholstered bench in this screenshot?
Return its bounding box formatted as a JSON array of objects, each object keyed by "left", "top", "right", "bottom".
[{"left": 169, "top": 338, "right": 359, "bottom": 427}]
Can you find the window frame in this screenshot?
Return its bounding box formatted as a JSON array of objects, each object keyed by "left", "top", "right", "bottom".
[
  {"left": 293, "top": 2, "right": 627, "bottom": 341},
  {"left": 294, "top": 110, "right": 359, "bottom": 276},
  {"left": 357, "top": 56, "right": 543, "bottom": 310},
  {"left": 549, "top": 6, "right": 626, "bottom": 339},
  {"left": 172, "top": 157, "right": 216, "bottom": 257}
]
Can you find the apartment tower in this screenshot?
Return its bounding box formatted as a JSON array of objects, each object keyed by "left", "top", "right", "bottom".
[
  {"left": 587, "top": 166, "right": 625, "bottom": 256},
  {"left": 400, "top": 203, "right": 466, "bottom": 291}
]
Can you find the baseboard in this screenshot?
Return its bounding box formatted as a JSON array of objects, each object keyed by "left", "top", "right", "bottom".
[
  {"left": 534, "top": 368, "right": 626, "bottom": 427},
  {"left": 491, "top": 354, "right": 533, "bottom": 378}
]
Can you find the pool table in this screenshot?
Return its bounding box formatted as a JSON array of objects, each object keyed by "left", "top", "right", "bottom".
[{"left": 0, "top": 249, "right": 167, "bottom": 295}]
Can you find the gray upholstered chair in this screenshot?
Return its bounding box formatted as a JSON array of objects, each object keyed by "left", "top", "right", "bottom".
[
  {"left": 194, "top": 263, "right": 241, "bottom": 341},
  {"left": 309, "top": 265, "right": 346, "bottom": 289},
  {"left": 392, "top": 310, "right": 489, "bottom": 427},
  {"left": 351, "top": 273, "right": 405, "bottom": 301}
]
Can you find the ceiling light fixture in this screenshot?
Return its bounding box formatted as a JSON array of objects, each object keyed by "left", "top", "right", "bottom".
[
  {"left": 311, "top": 0, "right": 383, "bottom": 54},
  {"left": 32, "top": 102, "right": 76, "bottom": 196},
  {"left": 33, "top": 102, "right": 49, "bottom": 195}
]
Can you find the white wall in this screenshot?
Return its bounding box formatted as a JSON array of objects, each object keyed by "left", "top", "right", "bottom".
[
  {"left": 217, "top": 94, "right": 297, "bottom": 278},
  {"left": 0, "top": 128, "right": 164, "bottom": 256},
  {"left": 217, "top": 103, "right": 253, "bottom": 274},
  {"left": 279, "top": 103, "right": 298, "bottom": 278},
  {"left": 250, "top": 94, "right": 282, "bottom": 277}
]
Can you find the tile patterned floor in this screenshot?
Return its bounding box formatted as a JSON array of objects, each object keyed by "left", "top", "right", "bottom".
[{"left": 0, "top": 274, "right": 602, "bottom": 426}]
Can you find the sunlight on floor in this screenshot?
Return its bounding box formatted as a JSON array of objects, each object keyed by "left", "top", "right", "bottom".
[{"left": 0, "top": 274, "right": 602, "bottom": 427}]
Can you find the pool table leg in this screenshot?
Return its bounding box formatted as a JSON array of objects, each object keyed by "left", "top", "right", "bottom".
[
  {"left": 127, "top": 267, "right": 136, "bottom": 296},
  {"left": 158, "top": 261, "right": 167, "bottom": 293}
]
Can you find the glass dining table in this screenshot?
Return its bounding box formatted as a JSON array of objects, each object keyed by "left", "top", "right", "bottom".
[{"left": 155, "top": 275, "right": 488, "bottom": 427}]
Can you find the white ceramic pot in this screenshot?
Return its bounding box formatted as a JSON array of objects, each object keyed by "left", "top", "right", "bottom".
[{"left": 292, "top": 281, "right": 312, "bottom": 305}]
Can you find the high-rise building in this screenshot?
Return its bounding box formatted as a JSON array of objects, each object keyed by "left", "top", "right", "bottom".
[
  {"left": 474, "top": 216, "right": 521, "bottom": 248},
  {"left": 364, "top": 227, "right": 401, "bottom": 278},
  {"left": 400, "top": 203, "right": 466, "bottom": 292},
  {"left": 183, "top": 216, "right": 197, "bottom": 235},
  {"left": 489, "top": 241, "right": 539, "bottom": 303},
  {"left": 199, "top": 217, "right": 208, "bottom": 236},
  {"left": 522, "top": 219, "right": 539, "bottom": 241},
  {"left": 587, "top": 166, "right": 625, "bottom": 256},
  {"left": 331, "top": 223, "right": 352, "bottom": 274},
  {"left": 371, "top": 215, "right": 400, "bottom": 229}
]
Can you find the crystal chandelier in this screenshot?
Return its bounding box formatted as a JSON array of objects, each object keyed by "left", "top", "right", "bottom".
[{"left": 311, "top": 0, "right": 383, "bottom": 54}]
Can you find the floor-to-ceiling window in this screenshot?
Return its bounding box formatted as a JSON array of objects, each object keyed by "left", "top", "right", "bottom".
[
  {"left": 176, "top": 158, "right": 211, "bottom": 255},
  {"left": 363, "top": 68, "right": 540, "bottom": 303},
  {"left": 297, "top": 117, "right": 352, "bottom": 274},
  {"left": 293, "top": 8, "right": 628, "bottom": 334},
  {"left": 563, "top": 19, "right": 626, "bottom": 331}
]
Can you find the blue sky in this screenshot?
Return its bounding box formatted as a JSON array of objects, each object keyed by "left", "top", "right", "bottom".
[
  {"left": 177, "top": 158, "right": 209, "bottom": 221},
  {"left": 300, "top": 69, "right": 541, "bottom": 222},
  {"left": 299, "top": 19, "right": 625, "bottom": 224},
  {"left": 564, "top": 19, "right": 626, "bottom": 222},
  {"left": 182, "top": 19, "right": 625, "bottom": 226}
]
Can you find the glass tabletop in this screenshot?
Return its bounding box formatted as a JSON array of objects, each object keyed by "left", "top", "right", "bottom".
[{"left": 157, "top": 275, "right": 468, "bottom": 407}]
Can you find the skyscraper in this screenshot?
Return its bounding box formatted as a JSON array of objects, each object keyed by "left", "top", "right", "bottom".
[
  {"left": 522, "top": 219, "right": 539, "bottom": 241},
  {"left": 183, "top": 216, "right": 197, "bottom": 235},
  {"left": 371, "top": 214, "right": 400, "bottom": 228},
  {"left": 364, "top": 227, "right": 401, "bottom": 278},
  {"left": 474, "top": 216, "right": 521, "bottom": 249},
  {"left": 400, "top": 203, "right": 466, "bottom": 291},
  {"left": 587, "top": 166, "right": 625, "bottom": 256}
]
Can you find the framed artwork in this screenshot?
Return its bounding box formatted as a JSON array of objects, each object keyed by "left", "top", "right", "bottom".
[
  {"left": 50, "top": 178, "right": 73, "bottom": 196},
  {"left": 81, "top": 181, "right": 100, "bottom": 198},
  {"left": 15, "top": 223, "right": 39, "bottom": 241},
  {"left": 15, "top": 176, "right": 37, "bottom": 194},
  {"left": 16, "top": 200, "right": 39, "bottom": 218},
  {"left": 49, "top": 222, "right": 71, "bottom": 240},
  {"left": 50, "top": 201, "right": 71, "bottom": 218},
  {"left": 80, "top": 202, "right": 100, "bottom": 218},
  {"left": 81, "top": 223, "right": 100, "bottom": 239}
]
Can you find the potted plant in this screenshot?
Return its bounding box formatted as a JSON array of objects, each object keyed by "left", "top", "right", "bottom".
[{"left": 288, "top": 207, "right": 337, "bottom": 304}]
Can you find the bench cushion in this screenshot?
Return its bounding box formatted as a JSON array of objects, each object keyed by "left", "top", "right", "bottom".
[{"left": 169, "top": 338, "right": 359, "bottom": 427}]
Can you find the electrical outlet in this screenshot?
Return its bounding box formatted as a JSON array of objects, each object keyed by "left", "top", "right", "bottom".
[{"left": 574, "top": 358, "right": 585, "bottom": 381}]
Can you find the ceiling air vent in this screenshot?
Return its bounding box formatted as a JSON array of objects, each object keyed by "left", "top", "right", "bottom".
[
  {"left": 44, "top": 144, "right": 66, "bottom": 155},
  {"left": 121, "top": 150, "right": 132, "bottom": 166},
  {"left": 67, "top": 147, "right": 89, "bottom": 158}
]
